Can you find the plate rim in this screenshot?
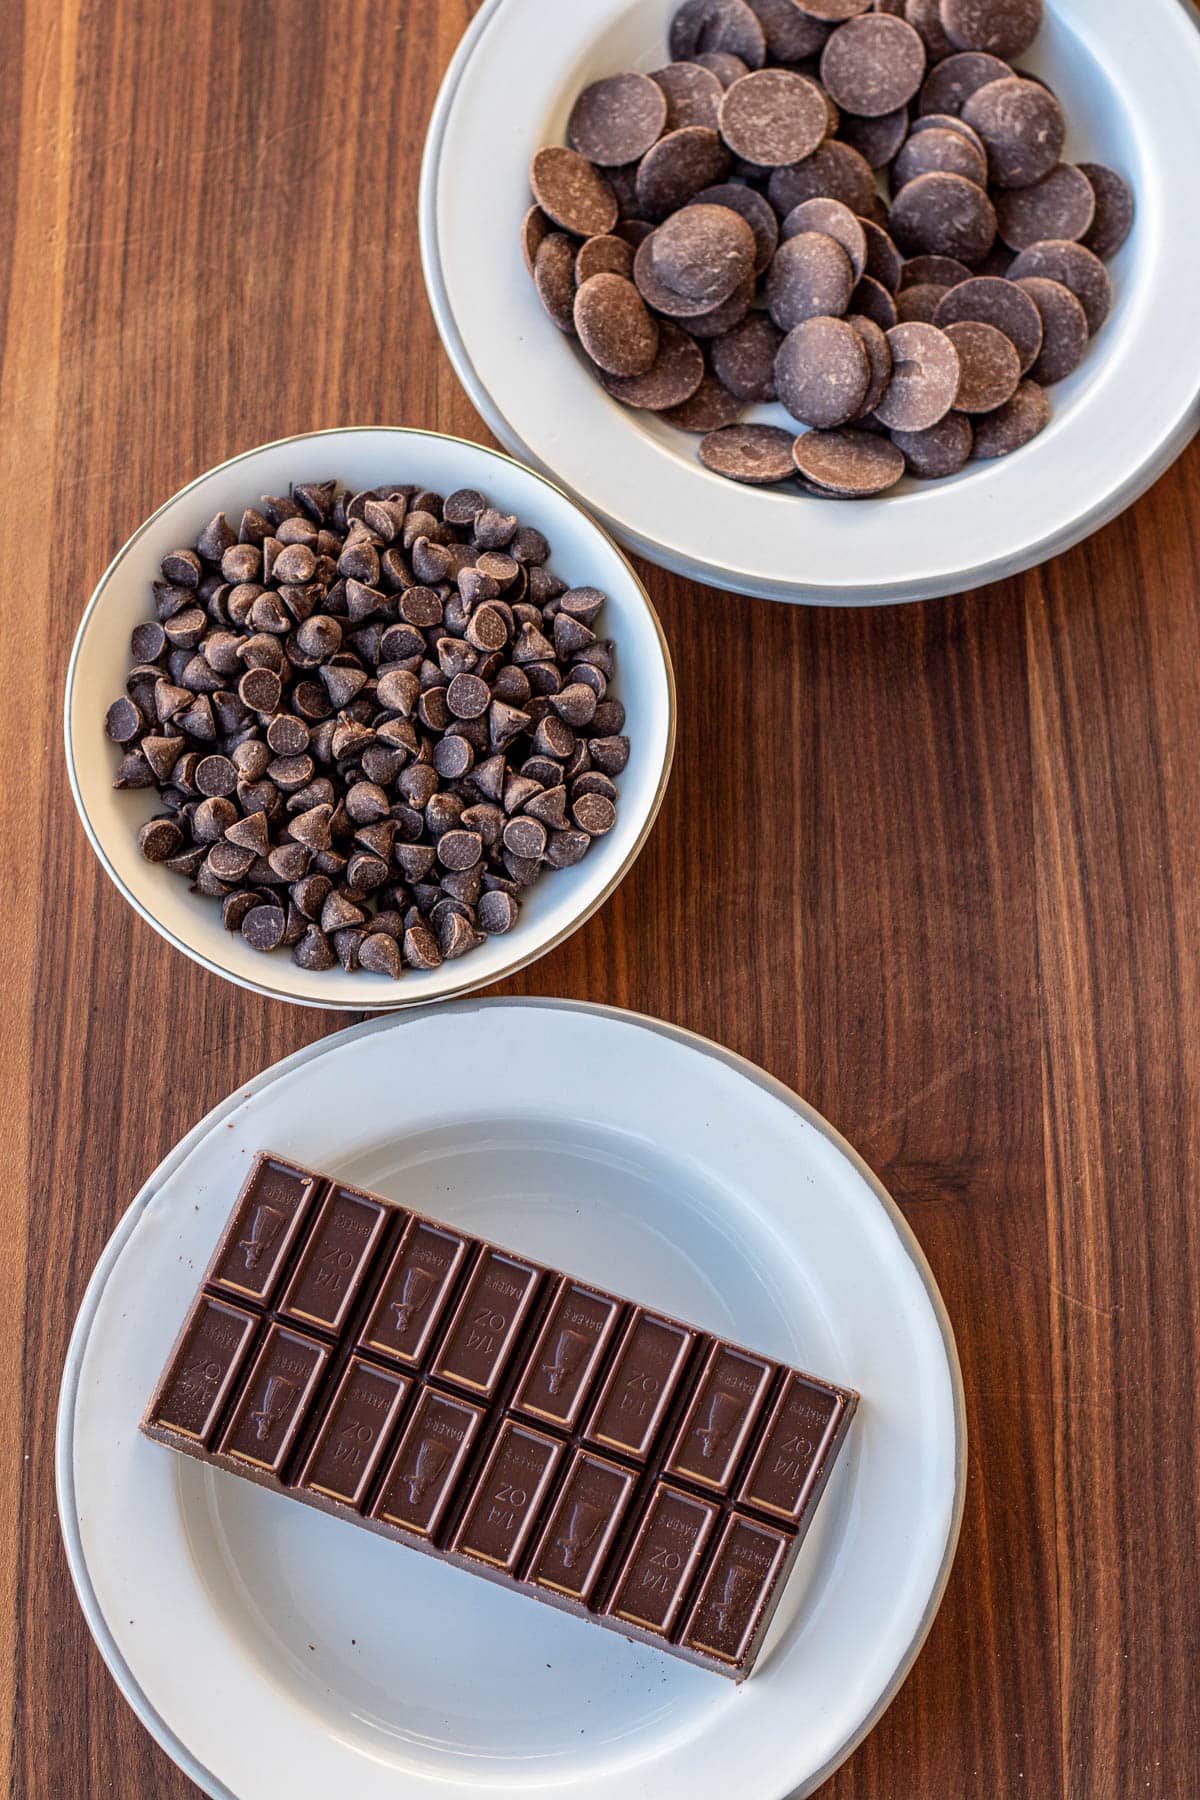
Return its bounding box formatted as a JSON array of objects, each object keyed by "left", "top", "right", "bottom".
[
  {"left": 56, "top": 998, "right": 968, "bottom": 1800},
  {"left": 63, "top": 426, "right": 677, "bottom": 1012},
  {"left": 418, "top": 0, "right": 1200, "bottom": 608}
]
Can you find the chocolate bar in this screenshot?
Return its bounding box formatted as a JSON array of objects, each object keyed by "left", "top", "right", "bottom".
[{"left": 142, "top": 1153, "right": 858, "bottom": 1680}]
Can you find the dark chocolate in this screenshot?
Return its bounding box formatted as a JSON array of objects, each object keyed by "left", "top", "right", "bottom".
[{"left": 142, "top": 1153, "right": 858, "bottom": 1682}]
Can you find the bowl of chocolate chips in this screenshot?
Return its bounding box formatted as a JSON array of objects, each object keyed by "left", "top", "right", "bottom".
[
  {"left": 66, "top": 429, "right": 675, "bottom": 1008},
  {"left": 422, "top": 0, "right": 1200, "bottom": 602}
]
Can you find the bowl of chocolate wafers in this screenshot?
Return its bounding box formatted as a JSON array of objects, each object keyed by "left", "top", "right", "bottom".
[{"left": 422, "top": 0, "right": 1200, "bottom": 603}]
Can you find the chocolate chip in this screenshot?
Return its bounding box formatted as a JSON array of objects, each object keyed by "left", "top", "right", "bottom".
[
  {"left": 1006, "top": 238, "right": 1111, "bottom": 333},
  {"left": 820, "top": 15, "right": 926, "bottom": 116},
  {"left": 889, "top": 409, "right": 975, "bottom": 475},
  {"left": 531, "top": 146, "right": 620, "bottom": 235},
  {"left": 940, "top": 0, "right": 1042, "bottom": 60},
  {"left": 403, "top": 924, "right": 443, "bottom": 970},
  {"left": 932, "top": 274, "right": 1044, "bottom": 371},
  {"left": 700, "top": 423, "right": 797, "bottom": 483},
  {"left": 943, "top": 318, "right": 1020, "bottom": 411},
  {"left": 995, "top": 163, "right": 1095, "bottom": 249},
  {"left": 572, "top": 792, "right": 618, "bottom": 836},
  {"left": 597, "top": 320, "right": 706, "bottom": 409},
  {"left": 970, "top": 375, "right": 1049, "bottom": 456},
  {"left": 568, "top": 71, "right": 668, "bottom": 165},
  {"left": 105, "top": 696, "right": 144, "bottom": 744},
  {"left": 793, "top": 426, "right": 907, "bottom": 493},
  {"left": 775, "top": 315, "right": 871, "bottom": 426},
  {"left": 1015, "top": 276, "right": 1089, "bottom": 385},
  {"left": 636, "top": 127, "right": 732, "bottom": 218},
  {"left": 718, "top": 69, "right": 829, "bottom": 166},
  {"left": 242, "top": 904, "right": 286, "bottom": 953},
  {"left": 766, "top": 232, "right": 855, "bottom": 329},
  {"left": 651, "top": 61, "right": 725, "bottom": 131},
  {"left": 873, "top": 321, "right": 961, "bottom": 430},
  {"left": 961, "top": 77, "right": 1063, "bottom": 190},
  {"left": 1078, "top": 163, "right": 1134, "bottom": 261},
  {"left": 138, "top": 817, "right": 183, "bottom": 862},
  {"left": 478, "top": 890, "right": 519, "bottom": 935}
]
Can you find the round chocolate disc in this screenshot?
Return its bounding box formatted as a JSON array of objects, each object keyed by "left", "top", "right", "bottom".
[
  {"left": 995, "top": 163, "right": 1096, "bottom": 249},
  {"left": 889, "top": 410, "right": 974, "bottom": 476},
  {"left": 694, "top": 51, "right": 750, "bottom": 86},
  {"left": 634, "top": 229, "right": 735, "bottom": 317},
  {"left": 1015, "top": 275, "right": 1089, "bottom": 385},
  {"left": 847, "top": 312, "right": 894, "bottom": 414},
  {"left": 961, "top": 78, "right": 1064, "bottom": 190},
  {"left": 941, "top": 0, "right": 1043, "bottom": 60},
  {"left": 793, "top": 427, "right": 906, "bottom": 494},
  {"left": 746, "top": 0, "right": 832, "bottom": 60},
  {"left": 662, "top": 370, "right": 748, "bottom": 431},
  {"left": 1006, "top": 238, "right": 1112, "bottom": 333},
  {"left": 568, "top": 71, "right": 669, "bottom": 166},
  {"left": 900, "top": 253, "right": 972, "bottom": 289},
  {"left": 910, "top": 111, "right": 986, "bottom": 152},
  {"left": 685, "top": 273, "right": 757, "bottom": 337},
  {"left": 774, "top": 315, "right": 871, "bottom": 427},
  {"left": 651, "top": 61, "right": 725, "bottom": 132},
  {"left": 766, "top": 231, "right": 856, "bottom": 330},
  {"left": 669, "top": 0, "right": 768, "bottom": 67},
  {"left": 597, "top": 320, "right": 706, "bottom": 409},
  {"left": 917, "top": 50, "right": 1009, "bottom": 117},
  {"left": 838, "top": 105, "right": 911, "bottom": 169},
  {"left": 521, "top": 205, "right": 552, "bottom": 277},
  {"left": 781, "top": 197, "right": 867, "bottom": 279},
  {"left": 651, "top": 202, "right": 757, "bottom": 303},
  {"left": 711, "top": 312, "right": 784, "bottom": 399},
  {"left": 873, "top": 321, "right": 961, "bottom": 430},
  {"left": 897, "top": 282, "right": 947, "bottom": 322},
  {"left": 534, "top": 233, "right": 579, "bottom": 333},
  {"left": 576, "top": 234, "right": 635, "bottom": 284},
  {"left": 850, "top": 274, "right": 899, "bottom": 329},
  {"left": 820, "top": 15, "right": 927, "bottom": 117},
  {"left": 932, "top": 274, "right": 1044, "bottom": 371},
  {"left": 943, "top": 319, "right": 1021, "bottom": 411},
  {"left": 792, "top": 0, "right": 873, "bottom": 19},
  {"left": 636, "top": 127, "right": 732, "bottom": 218},
  {"left": 862, "top": 219, "right": 904, "bottom": 291},
  {"left": 767, "top": 140, "right": 877, "bottom": 218},
  {"left": 893, "top": 126, "right": 988, "bottom": 190},
  {"left": 616, "top": 218, "right": 655, "bottom": 249},
  {"left": 691, "top": 182, "right": 779, "bottom": 272},
  {"left": 970, "top": 377, "right": 1049, "bottom": 457},
  {"left": 1078, "top": 162, "right": 1135, "bottom": 261},
  {"left": 530, "top": 146, "right": 619, "bottom": 236},
  {"left": 700, "top": 422, "right": 797, "bottom": 482},
  {"left": 904, "top": 0, "right": 954, "bottom": 60},
  {"left": 718, "top": 70, "right": 830, "bottom": 167},
  {"left": 574, "top": 273, "right": 661, "bottom": 376},
  {"left": 889, "top": 171, "right": 997, "bottom": 265}
]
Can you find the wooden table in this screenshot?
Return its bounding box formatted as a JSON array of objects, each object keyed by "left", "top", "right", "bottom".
[{"left": 3, "top": 2, "right": 1197, "bottom": 1794}]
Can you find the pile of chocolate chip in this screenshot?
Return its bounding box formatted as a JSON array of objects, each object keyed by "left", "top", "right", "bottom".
[
  {"left": 105, "top": 481, "right": 628, "bottom": 978},
  {"left": 523, "top": 0, "right": 1134, "bottom": 498}
]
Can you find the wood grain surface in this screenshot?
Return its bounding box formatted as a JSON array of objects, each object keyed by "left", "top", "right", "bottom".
[{"left": 2, "top": 1, "right": 1197, "bottom": 1795}]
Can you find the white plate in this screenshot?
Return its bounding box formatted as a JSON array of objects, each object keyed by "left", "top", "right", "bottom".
[
  {"left": 420, "top": 0, "right": 1200, "bottom": 605},
  {"left": 58, "top": 1000, "right": 965, "bottom": 1800},
  {"left": 65, "top": 429, "right": 675, "bottom": 1009}
]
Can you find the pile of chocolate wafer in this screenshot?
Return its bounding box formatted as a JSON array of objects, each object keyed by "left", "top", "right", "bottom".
[{"left": 522, "top": 0, "right": 1133, "bottom": 498}]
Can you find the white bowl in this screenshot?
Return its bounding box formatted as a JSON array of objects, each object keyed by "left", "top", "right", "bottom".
[
  {"left": 420, "top": 0, "right": 1200, "bottom": 606},
  {"left": 65, "top": 428, "right": 675, "bottom": 1010}
]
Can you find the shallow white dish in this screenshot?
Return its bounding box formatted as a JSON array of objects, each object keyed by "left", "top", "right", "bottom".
[
  {"left": 421, "top": 0, "right": 1200, "bottom": 605},
  {"left": 65, "top": 429, "right": 675, "bottom": 1009},
  {"left": 58, "top": 1000, "right": 965, "bottom": 1800}
]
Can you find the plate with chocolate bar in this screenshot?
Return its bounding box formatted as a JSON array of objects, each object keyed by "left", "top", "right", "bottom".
[{"left": 57, "top": 1000, "right": 965, "bottom": 1799}]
